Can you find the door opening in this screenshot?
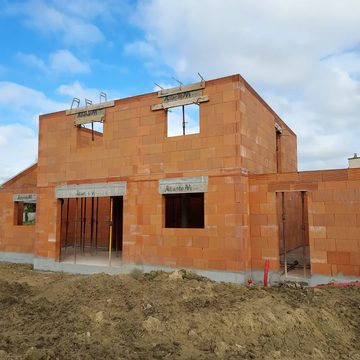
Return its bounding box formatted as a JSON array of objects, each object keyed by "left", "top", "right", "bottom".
[{"left": 278, "top": 191, "right": 310, "bottom": 279}]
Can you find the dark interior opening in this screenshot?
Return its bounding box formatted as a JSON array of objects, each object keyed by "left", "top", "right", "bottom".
[
  {"left": 111, "top": 196, "right": 123, "bottom": 254},
  {"left": 165, "top": 193, "right": 204, "bottom": 228}
]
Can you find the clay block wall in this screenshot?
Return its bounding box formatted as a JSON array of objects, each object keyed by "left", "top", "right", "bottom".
[
  {"left": 308, "top": 170, "right": 360, "bottom": 277},
  {"left": 249, "top": 172, "right": 315, "bottom": 271},
  {"left": 239, "top": 80, "right": 297, "bottom": 174},
  {"left": 123, "top": 171, "right": 250, "bottom": 272},
  {"left": 34, "top": 74, "right": 297, "bottom": 267},
  {"left": 0, "top": 164, "right": 37, "bottom": 254},
  {"left": 249, "top": 183, "right": 279, "bottom": 271}
]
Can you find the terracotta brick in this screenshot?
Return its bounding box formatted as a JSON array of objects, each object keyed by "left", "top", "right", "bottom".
[
  {"left": 310, "top": 250, "right": 328, "bottom": 264},
  {"left": 311, "top": 190, "right": 333, "bottom": 202},
  {"left": 260, "top": 225, "right": 278, "bottom": 237},
  {"left": 309, "top": 226, "right": 326, "bottom": 239},
  {"left": 177, "top": 257, "right": 194, "bottom": 268},
  {"left": 261, "top": 248, "right": 278, "bottom": 260},
  {"left": 311, "top": 263, "right": 332, "bottom": 276},
  {"left": 347, "top": 202, "right": 360, "bottom": 214},
  {"left": 336, "top": 265, "right": 360, "bottom": 277},
  {"left": 314, "top": 238, "right": 336, "bottom": 252},
  {"left": 209, "top": 259, "right": 227, "bottom": 271},
  {"left": 334, "top": 214, "right": 357, "bottom": 227},
  {"left": 172, "top": 246, "right": 187, "bottom": 258},
  {"left": 308, "top": 202, "right": 325, "bottom": 214},
  {"left": 251, "top": 237, "right": 269, "bottom": 248},
  {"left": 333, "top": 189, "right": 355, "bottom": 202},
  {"left": 350, "top": 253, "right": 360, "bottom": 266},
  {"left": 326, "top": 227, "right": 349, "bottom": 240},
  {"left": 313, "top": 214, "right": 335, "bottom": 226},
  {"left": 252, "top": 259, "right": 267, "bottom": 269},
  {"left": 250, "top": 214, "right": 268, "bottom": 226},
  {"left": 193, "top": 258, "right": 209, "bottom": 270},
  {"left": 335, "top": 239, "right": 358, "bottom": 253},
  {"left": 202, "top": 248, "right": 219, "bottom": 260},
  {"left": 226, "top": 261, "right": 245, "bottom": 272},
  {"left": 327, "top": 251, "right": 350, "bottom": 265},
  {"left": 187, "top": 247, "right": 203, "bottom": 259}
]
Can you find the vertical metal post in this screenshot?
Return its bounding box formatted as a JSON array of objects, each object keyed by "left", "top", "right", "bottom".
[
  {"left": 60, "top": 199, "right": 64, "bottom": 259},
  {"left": 282, "top": 192, "right": 287, "bottom": 277},
  {"left": 83, "top": 197, "right": 87, "bottom": 254},
  {"left": 115, "top": 199, "right": 119, "bottom": 257},
  {"left": 182, "top": 105, "right": 185, "bottom": 136},
  {"left": 74, "top": 198, "right": 78, "bottom": 264},
  {"left": 90, "top": 197, "right": 94, "bottom": 255},
  {"left": 301, "top": 191, "right": 307, "bottom": 279},
  {"left": 109, "top": 197, "right": 114, "bottom": 267},
  {"left": 91, "top": 122, "right": 94, "bottom": 146},
  {"left": 65, "top": 198, "right": 70, "bottom": 259},
  {"left": 80, "top": 198, "right": 83, "bottom": 255},
  {"left": 95, "top": 197, "right": 99, "bottom": 254}
]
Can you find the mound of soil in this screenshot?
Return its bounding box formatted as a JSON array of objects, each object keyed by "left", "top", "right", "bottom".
[{"left": 0, "top": 264, "right": 359, "bottom": 359}]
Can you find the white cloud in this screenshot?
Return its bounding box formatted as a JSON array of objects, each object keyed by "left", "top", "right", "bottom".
[
  {"left": 5, "top": 0, "right": 104, "bottom": 45},
  {"left": 49, "top": 0, "right": 129, "bottom": 21},
  {"left": 17, "top": 50, "right": 90, "bottom": 74},
  {"left": 125, "top": 41, "right": 156, "bottom": 57},
  {"left": 0, "top": 124, "right": 38, "bottom": 185},
  {"left": 129, "top": 0, "right": 360, "bottom": 170},
  {"left": 49, "top": 50, "right": 90, "bottom": 73},
  {"left": 0, "top": 82, "right": 68, "bottom": 183},
  {"left": 0, "top": 81, "right": 68, "bottom": 113},
  {"left": 16, "top": 52, "right": 48, "bottom": 72},
  {"left": 57, "top": 81, "right": 121, "bottom": 106}
]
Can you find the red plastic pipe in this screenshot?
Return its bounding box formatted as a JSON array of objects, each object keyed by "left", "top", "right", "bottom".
[
  {"left": 309, "top": 282, "right": 360, "bottom": 289},
  {"left": 264, "top": 260, "right": 269, "bottom": 286}
]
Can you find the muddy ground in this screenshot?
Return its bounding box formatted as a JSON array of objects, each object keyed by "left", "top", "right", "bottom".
[{"left": 0, "top": 264, "right": 359, "bottom": 360}]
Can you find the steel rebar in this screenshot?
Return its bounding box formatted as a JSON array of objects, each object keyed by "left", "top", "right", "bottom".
[{"left": 74, "top": 198, "right": 78, "bottom": 264}]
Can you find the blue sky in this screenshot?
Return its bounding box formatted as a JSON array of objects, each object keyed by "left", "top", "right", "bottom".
[{"left": 1, "top": 0, "right": 360, "bottom": 183}]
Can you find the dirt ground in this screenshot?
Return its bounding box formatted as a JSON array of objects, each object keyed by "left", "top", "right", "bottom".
[{"left": 0, "top": 264, "right": 360, "bottom": 360}]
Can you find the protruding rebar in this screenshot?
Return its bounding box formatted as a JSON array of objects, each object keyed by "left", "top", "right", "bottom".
[
  {"left": 80, "top": 198, "right": 83, "bottom": 255},
  {"left": 109, "top": 197, "right": 114, "bottom": 267},
  {"left": 83, "top": 198, "right": 87, "bottom": 254},
  {"left": 95, "top": 197, "right": 99, "bottom": 254},
  {"left": 90, "top": 197, "right": 94, "bottom": 255},
  {"left": 301, "top": 191, "right": 307, "bottom": 279},
  {"left": 74, "top": 198, "right": 78, "bottom": 264},
  {"left": 65, "top": 198, "right": 70, "bottom": 259},
  {"left": 282, "top": 192, "right": 287, "bottom": 277}
]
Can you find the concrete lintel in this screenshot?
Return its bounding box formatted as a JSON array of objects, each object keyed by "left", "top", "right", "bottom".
[
  {"left": 66, "top": 100, "right": 115, "bottom": 115},
  {"left": 157, "top": 82, "right": 205, "bottom": 98},
  {"left": 159, "top": 176, "right": 208, "bottom": 194},
  {"left": 55, "top": 181, "right": 127, "bottom": 199},
  {"left": 13, "top": 193, "right": 37, "bottom": 202}
]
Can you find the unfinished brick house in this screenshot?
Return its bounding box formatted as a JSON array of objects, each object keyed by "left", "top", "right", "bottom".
[{"left": 1, "top": 74, "right": 360, "bottom": 285}]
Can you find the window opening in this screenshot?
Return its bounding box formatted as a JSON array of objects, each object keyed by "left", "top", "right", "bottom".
[
  {"left": 276, "top": 132, "right": 282, "bottom": 173},
  {"left": 167, "top": 104, "right": 199, "bottom": 137},
  {"left": 165, "top": 193, "right": 204, "bottom": 228},
  {"left": 14, "top": 201, "right": 36, "bottom": 226}
]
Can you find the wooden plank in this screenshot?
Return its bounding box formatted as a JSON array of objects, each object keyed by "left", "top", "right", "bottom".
[
  {"left": 157, "top": 82, "right": 205, "bottom": 97},
  {"left": 74, "top": 114, "right": 104, "bottom": 125},
  {"left": 151, "top": 95, "right": 209, "bottom": 111},
  {"left": 66, "top": 100, "right": 115, "bottom": 115}
]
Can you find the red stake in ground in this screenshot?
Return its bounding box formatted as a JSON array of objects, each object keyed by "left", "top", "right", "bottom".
[{"left": 264, "top": 260, "right": 269, "bottom": 286}]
